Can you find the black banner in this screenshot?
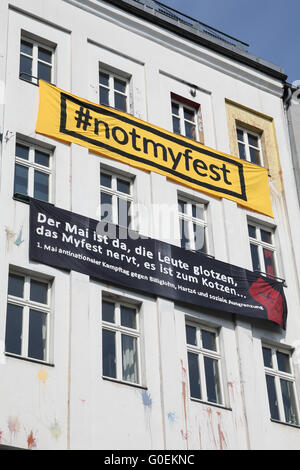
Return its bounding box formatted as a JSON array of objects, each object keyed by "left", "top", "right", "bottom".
[{"left": 29, "top": 200, "right": 287, "bottom": 328}]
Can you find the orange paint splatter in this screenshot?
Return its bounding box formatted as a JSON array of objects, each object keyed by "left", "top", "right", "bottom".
[{"left": 27, "top": 431, "right": 37, "bottom": 450}]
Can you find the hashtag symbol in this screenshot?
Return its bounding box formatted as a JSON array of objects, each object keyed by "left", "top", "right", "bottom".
[{"left": 75, "top": 106, "right": 92, "bottom": 131}]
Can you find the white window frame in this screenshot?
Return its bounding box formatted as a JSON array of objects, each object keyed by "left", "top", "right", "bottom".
[
  {"left": 178, "top": 195, "right": 209, "bottom": 254},
  {"left": 236, "top": 126, "right": 263, "bottom": 166},
  {"left": 20, "top": 35, "right": 54, "bottom": 84},
  {"left": 100, "top": 168, "right": 134, "bottom": 229},
  {"left": 262, "top": 344, "right": 299, "bottom": 426},
  {"left": 171, "top": 99, "right": 200, "bottom": 141},
  {"left": 102, "top": 298, "right": 141, "bottom": 386},
  {"left": 99, "top": 68, "right": 130, "bottom": 113},
  {"left": 248, "top": 221, "right": 279, "bottom": 277},
  {"left": 14, "top": 139, "right": 53, "bottom": 203},
  {"left": 186, "top": 321, "right": 224, "bottom": 405},
  {"left": 6, "top": 271, "right": 51, "bottom": 363}
]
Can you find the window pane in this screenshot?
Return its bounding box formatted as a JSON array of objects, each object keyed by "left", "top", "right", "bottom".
[
  {"left": 114, "top": 92, "right": 127, "bottom": 112},
  {"left": 248, "top": 224, "right": 256, "bottom": 238},
  {"left": 117, "top": 198, "right": 131, "bottom": 228},
  {"left": 193, "top": 223, "right": 206, "bottom": 253},
  {"left": 180, "top": 219, "right": 190, "bottom": 250},
  {"left": 114, "top": 78, "right": 126, "bottom": 93},
  {"left": 20, "top": 54, "right": 32, "bottom": 80},
  {"left": 250, "top": 243, "right": 261, "bottom": 271},
  {"left": 38, "top": 62, "right": 52, "bottom": 82},
  {"left": 117, "top": 178, "right": 130, "bottom": 195},
  {"left": 261, "top": 229, "right": 272, "bottom": 244},
  {"left": 262, "top": 347, "right": 273, "bottom": 368},
  {"left": 249, "top": 147, "right": 261, "bottom": 165},
  {"left": 102, "top": 301, "right": 115, "bottom": 323},
  {"left": 5, "top": 304, "right": 23, "bottom": 355},
  {"left": 8, "top": 274, "right": 24, "bottom": 298},
  {"left": 171, "top": 102, "right": 179, "bottom": 115},
  {"left": 186, "top": 325, "right": 197, "bottom": 346},
  {"left": 202, "top": 330, "right": 216, "bottom": 351},
  {"left": 248, "top": 133, "right": 259, "bottom": 147},
  {"left": 204, "top": 356, "right": 221, "bottom": 404},
  {"left": 122, "top": 334, "right": 138, "bottom": 383},
  {"left": 184, "top": 121, "right": 196, "bottom": 140},
  {"left": 238, "top": 142, "right": 246, "bottom": 160},
  {"left": 276, "top": 352, "right": 291, "bottom": 373},
  {"left": 30, "top": 280, "right": 48, "bottom": 304},
  {"left": 263, "top": 248, "right": 276, "bottom": 276},
  {"left": 100, "top": 173, "right": 112, "bottom": 188},
  {"left": 38, "top": 47, "right": 52, "bottom": 64},
  {"left": 172, "top": 116, "right": 180, "bottom": 135},
  {"left": 28, "top": 309, "right": 47, "bottom": 361},
  {"left": 14, "top": 164, "right": 28, "bottom": 195},
  {"left": 35, "top": 150, "right": 50, "bottom": 167},
  {"left": 236, "top": 129, "right": 244, "bottom": 142},
  {"left": 100, "top": 86, "right": 109, "bottom": 106},
  {"left": 34, "top": 170, "right": 49, "bottom": 201},
  {"left": 16, "top": 143, "right": 29, "bottom": 160},
  {"left": 99, "top": 71, "right": 109, "bottom": 86},
  {"left": 178, "top": 199, "right": 186, "bottom": 214},
  {"left": 21, "top": 40, "right": 33, "bottom": 56},
  {"left": 280, "top": 379, "right": 298, "bottom": 425},
  {"left": 188, "top": 352, "right": 201, "bottom": 399},
  {"left": 100, "top": 192, "right": 113, "bottom": 222},
  {"left": 192, "top": 203, "right": 205, "bottom": 220},
  {"left": 266, "top": 374, "right": 279, "bottom": 420},
  {"left": 102, "top": 329, "right": 116, "bottom": 378},
  {"left": 121, "top": 306, "right": 136, "bottom": 329},
  {"left": 184, "top": 107, "right": 195, "bottom": 122}
]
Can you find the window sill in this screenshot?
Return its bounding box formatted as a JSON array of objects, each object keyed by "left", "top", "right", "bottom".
[
  {"left": 102, "top": 376, "right": 147, "bottom": 390},
  {"left": 13, "top": 194, "right": 54, "bottom": 206},
  {"left": 190, "top": 397, "right": 232, "bottom": 411},
  {"left": 13, "top": 193, "right": 30, "bottom": 204},
  {"left": 5, "top": 352, "right": 54, "bottom": 368},
  {"left": 270, "top": 419, "right": 300, "bottom": 430}
]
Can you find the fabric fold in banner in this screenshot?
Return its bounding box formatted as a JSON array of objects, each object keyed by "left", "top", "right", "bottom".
[
  {"left": 29, "top": 200, "right": 286, "bottom": 328},
  {"left": 36, "top": 81, "right": 273, "bottom": 217}
]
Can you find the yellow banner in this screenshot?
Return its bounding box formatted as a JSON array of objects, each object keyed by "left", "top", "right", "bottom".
[{"left": 36, "top": 81, "right": 273, "bottom": 217}]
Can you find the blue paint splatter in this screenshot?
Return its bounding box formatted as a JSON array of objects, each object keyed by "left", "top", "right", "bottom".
[
  {"left": 141, "top": 390, "right": 152, "bottom": 408},
  {"left": 15, "top": 227, "right": 24, "bottom": 246},
  {"left": 167, "top": 412, "right": 176, "bottom": 424}
]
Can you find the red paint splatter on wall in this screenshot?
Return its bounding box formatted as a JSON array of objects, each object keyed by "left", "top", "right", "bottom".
[
  {"left": 180, "top": 360, "right": 189, "bottom": 449},
  {"left": 27, "top": 431, "right": 37, "bottom": 450},
  {"left": 206, "top": 407, "right": 218, "bottom": 448},
  {"left": 216, "top": 412, "right": 227, "bottom": 450}
]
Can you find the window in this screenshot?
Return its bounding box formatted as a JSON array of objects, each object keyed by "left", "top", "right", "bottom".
[
  {"left": 102, "top": 299, "right": 140, "bottom": 385},
  {"left": 5, "top": 272, "right": 51, "bottom": 362},
  {"left": 100, "top": 169, "right": 133, "bottom": 228},
  {"left": 14, "top": 141, "right": 52, "bottom": 202},
  {"left": 19, "top": 36, "right": 54, "bottom": 84},
  {"left": 178, "top": 197, "right": 208, "bottom": 253},
  {"left": 171, "top": 99, "right": 200, "bottom": 141},
  {"left": 186, "top": 323, "right": 223, "bottom": 405},
  {"left": 236, "top": 127, "right": 263, "bottom": 165},
  {"left": 99, "top": 69, "right": 129, "bottom": 112},
  {"left": 248, "top": 223, "right": 277, "bottom": 277},
  {"left": 262, "top": 345, "right": 299, "bottom": 425}
]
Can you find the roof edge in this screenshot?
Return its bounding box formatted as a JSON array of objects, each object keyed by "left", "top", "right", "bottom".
[{"left": 101, "top": 0, "right": 287, "bottom": 83}]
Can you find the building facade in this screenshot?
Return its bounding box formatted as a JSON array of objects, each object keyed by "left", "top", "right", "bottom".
[{"left": 0, "top": 0, "right": 300, "bottom": 450}]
